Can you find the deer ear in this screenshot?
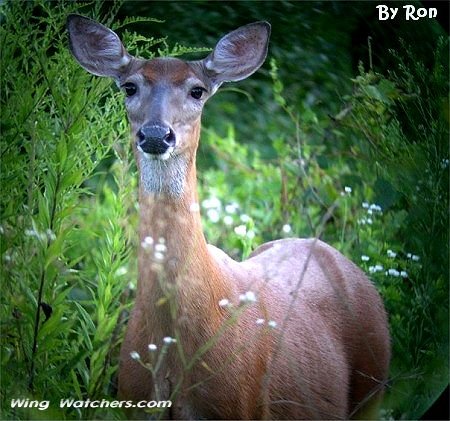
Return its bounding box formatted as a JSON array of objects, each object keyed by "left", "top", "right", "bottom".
[
  {"left": 203, "top": 21, "right": 270, "bottom": 89},
  {"left": 67, "top": 14, "right": 132, "bottom": 79}
]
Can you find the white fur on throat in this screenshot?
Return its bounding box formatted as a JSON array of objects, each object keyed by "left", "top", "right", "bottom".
[{"left": 138, "top": 152, "right": 188, "bottom": 198}]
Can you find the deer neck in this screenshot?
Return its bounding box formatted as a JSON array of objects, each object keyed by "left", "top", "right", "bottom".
[{"left": 135, "top": 136, "right": 232, "bottom": 348}]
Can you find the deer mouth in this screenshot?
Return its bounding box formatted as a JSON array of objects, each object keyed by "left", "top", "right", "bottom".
[{"left": 137, "top": 144, "right": 175, "bottom": 161}]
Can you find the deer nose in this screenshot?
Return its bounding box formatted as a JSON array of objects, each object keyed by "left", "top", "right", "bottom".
[{"left": 137, "top": 124, "right": 176, "bottom": 156}]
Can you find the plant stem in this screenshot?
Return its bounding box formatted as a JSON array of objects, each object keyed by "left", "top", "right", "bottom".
[{"left": 28, "top": 170, "right": 61, "bottom": 390}]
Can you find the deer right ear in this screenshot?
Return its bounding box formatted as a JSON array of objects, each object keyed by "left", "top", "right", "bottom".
[
  {"left": 67, "top": 14, "right": 132, "bottom": 79},
  {"left": 203, "top": 21, "right": 271, "bottom": 90}
]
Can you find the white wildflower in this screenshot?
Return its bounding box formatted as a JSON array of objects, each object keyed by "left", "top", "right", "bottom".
[
  {"left": 282, "top": 224, "right": 292, "bottom": 234},
  {"left": 148, "top": 344, "right": 157, "bottom": 352},
  {"left": 46, "top": 229, "right": 56, "bottom": 241},
  {"left": 361, "top": 255, "right": 370, "bottom": 262},
  {"left": 256, "top": 318, "right": 265, "bottom": 325},
  {"left": 387, "top": 249, "right": 397, "bottom": 258},
  {"left": 406, "top": 252, "right": 420, "bottom": 261},
  {"left": 163, "top": 336, "right": 177, "bottom": 345},
  {"left": 244, "top": 291, "right": 257, "bottom": 303},
  {"left": 25, "top": 228, "right": 47, "bottom": 241},
  {"left": 240, "top": 214, "right": 251, "bottom": 223},
  {"left": 400, "top": 271, "right": 408, "bottom": 278},
  {"left": 267, "top": 320, "right": 277, "bottom": 328},
  {"left": 189, "top": 202, "right": 200, "bottom": 213},
  {"left": 154, "top": 252, "right": 165, "bottom": 261},
  {"left": 218, "top": 299, "right": 230, "bottom": 308},
  {"left": 362, "top": 202, "right": 369, "bottom": 208},
  {"left": 370, "top": 204, "right": 382, "bottom": 212},
  {"left": 387, "top": 268, "right": 400, "bottom": 277},
  {"left": 155, "top": 243, "right": 167, "bottom": 253},
  {"left": 223, "top": 215, "right": 234, "bottom": 226},
  {"left": 234, "top": 225, "right": 247, "bottom": 237},
  {"left": 225, "top": 203, "right": 239, "bottom": 214},
  {"left": 202, "top": 197, "right": 221, "bottom": 209},
  {"left": 207, "top": 209, "right": 220, "bottom": 223},
  {"left": 341, "top": 186, "right": 352, "bottom": 196},
  {"left": 141, "top": 236, "right": 154, "bottom": 250},
  {"left": 130, "top": 351, "right": 140, "bottom": 360},
  {"left": 144, "top": 236, "right": 154, "bottom": 245},
  {"left": 115, "top": 266, "right": 128, "bottom": 276},
  {"left": 246, "top": 230, "right": 255, "bottom": 240},
  {"left": 239, "top": 291, "right": 257, "bottom": 304},
  {"left": 369, "top": 265, "right": 384, "bottom": 273}
]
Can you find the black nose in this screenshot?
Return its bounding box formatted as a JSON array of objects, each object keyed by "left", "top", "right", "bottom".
[{"left": 137, "top": 124, "right": 176, "bottom": 155}]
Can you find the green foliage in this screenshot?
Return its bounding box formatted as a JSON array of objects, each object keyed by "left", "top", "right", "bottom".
[
  {"left": 0, "top": 1, "right": 135, "bottom": 419},
  {"left": 1, "top": 1, "right": 447, "bottom": 420}
]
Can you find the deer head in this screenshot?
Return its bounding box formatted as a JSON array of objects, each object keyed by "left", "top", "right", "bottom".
[{"left": 67, "top": 15, "right": 270, "bottom": 197}]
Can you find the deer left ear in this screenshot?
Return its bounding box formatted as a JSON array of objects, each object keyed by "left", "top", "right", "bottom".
[
  {"left": 67, "top": 14, "right": 132, "bottom": 79},
  {"left": 203, "top": 21, "right": 271, "bottom": 89}
]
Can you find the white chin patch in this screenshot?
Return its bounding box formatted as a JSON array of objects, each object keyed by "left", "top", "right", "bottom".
[
  {"left": 138, "top": 145, "right": 174, "bottom": 161},
  {"left": 138, "top": 150, "right": 188, "bottom": 197}
]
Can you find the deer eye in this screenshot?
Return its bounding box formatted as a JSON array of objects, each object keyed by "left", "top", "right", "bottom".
[
  {"left": 122, "top": 82, "right": 137, "bottom": 97},
  {"left": 190, "top": 87, "right": 206, "bottom": 100}
]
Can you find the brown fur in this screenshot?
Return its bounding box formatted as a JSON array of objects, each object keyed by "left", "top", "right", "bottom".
[{"left": 141, "top": 58, "right": 196, "bottom": 86}]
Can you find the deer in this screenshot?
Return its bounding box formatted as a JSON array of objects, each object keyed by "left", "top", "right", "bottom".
[{"left": 67, "top": 15, "right": 390, "bottom": 420}]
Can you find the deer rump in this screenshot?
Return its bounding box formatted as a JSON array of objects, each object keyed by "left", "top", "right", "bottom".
[{"left": 205, "top": 238, "right": 390, "bottom": 420}]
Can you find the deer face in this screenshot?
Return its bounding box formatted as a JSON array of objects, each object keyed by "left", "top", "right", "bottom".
[{"left": 116, "top": 57, "right": 212, "bottom": 160}]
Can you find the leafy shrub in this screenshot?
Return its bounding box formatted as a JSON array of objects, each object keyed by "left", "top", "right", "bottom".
[{"left": 1, "top": 2, "right": 134, "bottom": 419}]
